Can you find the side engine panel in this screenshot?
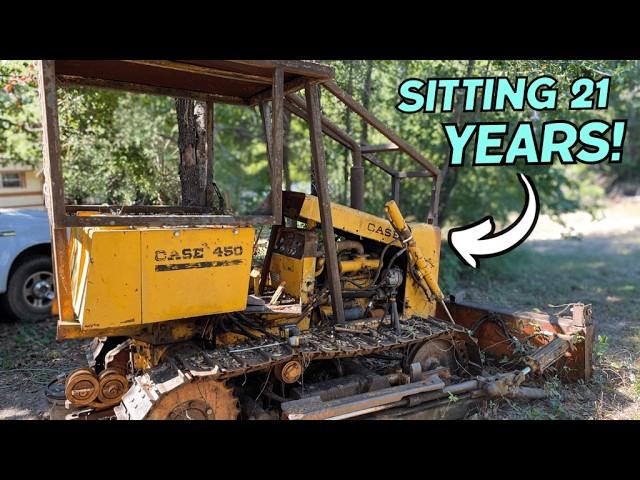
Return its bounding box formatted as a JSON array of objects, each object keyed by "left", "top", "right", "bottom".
[
  {"left": 403, "top": 224, "right": 441, "bottom": 318},
  {"left": 68, "top": 226, "right": 254, "bottom": 330}
]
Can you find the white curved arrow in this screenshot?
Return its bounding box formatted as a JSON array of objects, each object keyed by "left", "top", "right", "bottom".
[{"left": 448, "top": 173, "right": 540, "bottom": 268}]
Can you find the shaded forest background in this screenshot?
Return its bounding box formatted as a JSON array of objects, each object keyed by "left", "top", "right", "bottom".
[{"left": 1, "top": 60, "right": 638, "bottom": 285}]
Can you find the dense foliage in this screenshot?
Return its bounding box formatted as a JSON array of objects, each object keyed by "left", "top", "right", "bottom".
[{"left": 1, "top": 60, "right": 637, "bottom": 226}]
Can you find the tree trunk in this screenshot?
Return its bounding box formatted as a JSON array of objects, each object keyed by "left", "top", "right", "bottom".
[
  {"left": 437, "top": 60, "right": 476, "bottom": 224},
  {"left": 359, "top": 60, "right": 374, "bottom": 144},
  {"left": 283, "top": 109, "right": 292, "bottom": 191},
  {"left": 343, "top": 61, "right": 354, "bottom": 203},
  {"left": 176, "top": 98, "right": 214, "bottom": 207}
]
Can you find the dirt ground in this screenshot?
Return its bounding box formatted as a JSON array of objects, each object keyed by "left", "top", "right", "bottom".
[{"left": 1, "top": 197, "right": 639, "bottom": 420}]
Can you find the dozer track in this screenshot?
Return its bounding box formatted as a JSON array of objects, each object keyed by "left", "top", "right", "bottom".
[{"left": 115, "top": 316, "right": 479, "bottom": 420}]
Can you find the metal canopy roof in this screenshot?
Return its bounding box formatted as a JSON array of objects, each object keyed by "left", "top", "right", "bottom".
[{"left": 54, "top": 60, "right": 335, "bottom": 105}]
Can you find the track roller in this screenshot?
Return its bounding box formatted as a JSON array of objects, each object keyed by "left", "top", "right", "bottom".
[
  {"left": 97, "top": 368, "right": 129, "bottom": 405},
  {"left": 65, "top": 368, "right": 100, "bottom": 406},
  {"left": 274, "top": 360, "right": 303, "bottom": 384}
]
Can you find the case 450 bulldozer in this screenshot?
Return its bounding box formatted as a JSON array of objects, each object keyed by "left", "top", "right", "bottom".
[{"left": 37, "top": 60, "right": 594, "bottom": 420}]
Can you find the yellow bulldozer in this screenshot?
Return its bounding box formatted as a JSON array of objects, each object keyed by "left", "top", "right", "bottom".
[{"left": 38, "top": 60, "right": 593, "bottom": 420}]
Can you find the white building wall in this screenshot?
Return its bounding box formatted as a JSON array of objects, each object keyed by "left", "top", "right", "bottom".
[{"left": 0, "top": 165, "right": 45, "bottom": 209}]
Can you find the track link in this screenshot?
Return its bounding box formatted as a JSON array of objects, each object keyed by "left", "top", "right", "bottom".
[{"left": 115, "top": 316, "right": 475, "bottom": 420}]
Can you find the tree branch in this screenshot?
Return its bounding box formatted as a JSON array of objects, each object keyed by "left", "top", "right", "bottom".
[{"left": 0, "top": 117, "right": 42, "bottom": 133}]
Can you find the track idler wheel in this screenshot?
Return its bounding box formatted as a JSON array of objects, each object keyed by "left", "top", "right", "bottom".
[
  {"left": 406, "top": 339, "right": 457, "bottom": 374},
  {"left": 65, "top": 368, "right": 100, "bottom": 406},
  {"left": 405, "top": 332, "right": 482, "bottom": 377},
  {"left": 145, "top": 378, "right": 239, "bottom": 420}
]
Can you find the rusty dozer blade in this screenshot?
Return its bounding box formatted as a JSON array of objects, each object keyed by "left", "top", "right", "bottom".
[{"left": 439, "top": 300, "right": 594, "bottom": 381}]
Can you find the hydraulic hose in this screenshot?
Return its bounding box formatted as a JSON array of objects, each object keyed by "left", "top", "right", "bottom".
[{"left": 384, "top": 200, "right": 456, "bottom": 324}]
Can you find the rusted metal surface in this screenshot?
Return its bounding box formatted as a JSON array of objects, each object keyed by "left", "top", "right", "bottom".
[
  {"left": 370, "top": 394, "right": 476, "bottom": 420},
  {"left": 51, "top": 228, "right": 74, "bottom": 322},
  {"left": 154, "top": 317, "right": 457, "bottom": 382},
  {"left": 251, "top": 77, "right": 312, "bottom": 107},
  {"left": 292, "top": 374, "right": 370, "bottom": 402},
  {"left": 65, "top": 369, "right": 99, "bottom": 406},
  {"left": 97, "top": 369, "right": 128, "bottom": 405},
  {"left": 323, "top": 80, "right": 440, "bottom": 177},
  {"left": 405, "top": 338, "right": 456, "bottom": 374},
  {"left": 524, "top": 337, "right": 571, "bottom": 374},
  {"left": 259, "top": 225, "right": 281, "bottom": 295},
  {"left": 361, "top": 153, "right": 397, "bottom": 176},
  {"left": 282, "top": 375, "right": 445, "bottom": 420},
  {"left": 66, "top": 205, "right": 220, "bottom": 214},
  {"left": 274, "top": 360, "right": 303, "bottom": 384},
  {"left": 57, "top": 74, "right": 247, "bottom": 105},
  {"left": 305, "top": 81, "right": 345, "bottom": 324},
  {"left": 115, "top": 316, "right": 467, "bottom": 420},
  {"left": 439, "top": 300, "right": 593, "bottom": 380},
  {"left": 271, "top": 68, "right": 284, "bottom": 224},
  {"left": 38, "top": 61, "right": 74, "bottom": 322},
  {"left": 63, "top": 213, "right": 275, "bottom": 227},
  {"left": 361, "top": 143, "right": 400, "bottom": 154},
  {"left": 287, "top": 367, "right": 546, "bottom": 421},
  {"left": 233, "top": 60, "right": 334, "bottom": 79},
  {"left": 117, "top": 375, "right": 239, "bottom": 420},
  {"left": 55, "top": 60, "right": 333, "bottom": 105},
  {"left": 126, "top": 60, "right": 274, "bottom": 85},
  {"left": 38, "top": 61, "right": 65, "bottom": 227}
]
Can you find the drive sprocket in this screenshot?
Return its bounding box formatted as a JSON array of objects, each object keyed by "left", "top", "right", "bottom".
[{"left": 145, "top": 377, "right": 239, "bottom": 420}]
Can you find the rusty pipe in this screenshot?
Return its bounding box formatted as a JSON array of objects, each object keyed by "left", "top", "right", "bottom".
[
  {"left": 505, "top": 386, "right": 547, "bottom": 400},
  {"left": 336, "top": 240, "right": 364, "bottom": 255},
  {"left": 384, "top": 372, "right": 411, "bottom": 386},
  {"left": 315, "top": 240, "right": 364, "bottom": 258}
]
